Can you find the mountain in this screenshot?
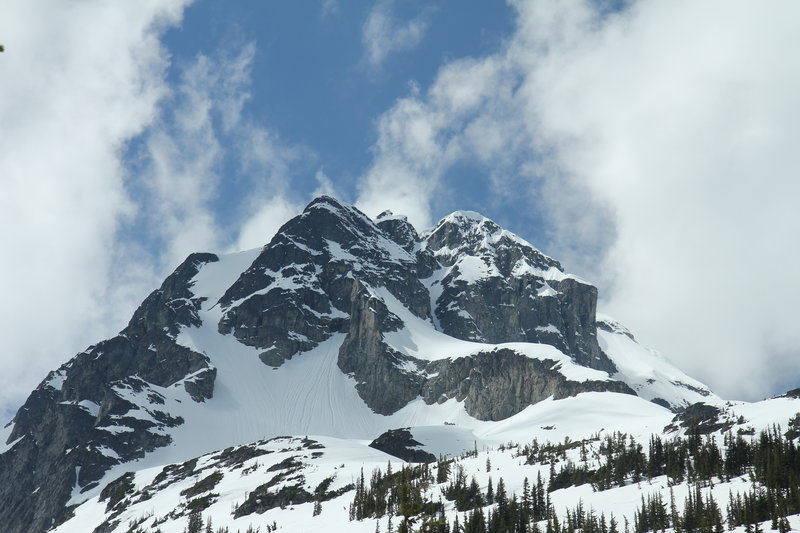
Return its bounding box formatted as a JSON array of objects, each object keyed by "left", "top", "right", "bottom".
[{"left": 0, "top": 196, "right": 795, "bottom": 533}]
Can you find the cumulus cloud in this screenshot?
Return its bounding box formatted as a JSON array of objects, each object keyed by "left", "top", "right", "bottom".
[
  {"left": 362, "top": 0, "right": 431, "bottom": 71},
  {"left": 356, "top": 0, "right": 800, "bottom": 399},
  {"left": 514, "top": 0, "right": 800, "bottom": 400},
  {"left": 0, "top": 0, "right": 190, "bottom": 417}
]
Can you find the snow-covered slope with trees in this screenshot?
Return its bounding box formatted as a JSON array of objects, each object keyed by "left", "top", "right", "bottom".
[
  {"left": 51, "top": 392, "right": 800, "bottom": 533},
  {"left": 1, "top": 196, "right": 796, "bottom": 533}
]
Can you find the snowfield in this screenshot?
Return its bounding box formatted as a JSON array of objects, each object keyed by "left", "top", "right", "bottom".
[
  {"left": 51, "top": 392, "right": 800, "bottom": 533},
  {"left": 11, "top": 202, "right": 800, "bottom": 533}
]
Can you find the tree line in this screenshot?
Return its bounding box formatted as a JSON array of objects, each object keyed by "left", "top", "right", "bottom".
[{"left": 346, "top": 421, "right": 800, "bottom": 533}]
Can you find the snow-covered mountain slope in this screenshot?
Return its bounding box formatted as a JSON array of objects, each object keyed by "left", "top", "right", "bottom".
[
  {"left": 51, "top": 391, "right": 800, "bottom": 533},
  {"left": 596, "top": 314, "right": 720, "bottom": 410},
  {"left": 52, "top": 393, "right": 673, "bottom": 533},
  {"left": 421, "top": 210, "right": 612, "bottom": 372},
  {"left": 0, "top": 196, "right": 756, "bottom": 533}
]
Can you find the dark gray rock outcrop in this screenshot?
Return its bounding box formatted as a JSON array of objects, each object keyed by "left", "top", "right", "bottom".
[
  {"left": 217, "top": 197, "right": 432, "bottom": 367},
  {"left": 0, "top": 253, "right": 219, "bottom": 533},
  {"left": 424, "top": 212, "right": 614, "bottom": 372},
  {"left": 369, "top": 428, "right": 437, "bottom": 463},
  {"left": 423, "top": 349, "right": 634, "bottom": 421},
  {"left": 664, "top": 403, "right": 733, "bottom": 435},
  {"left": 337, "top": 279, "right": 426, "bottom": 415},
  {"left": 780, "top": 387, "right": 800, "bottom": 399}
]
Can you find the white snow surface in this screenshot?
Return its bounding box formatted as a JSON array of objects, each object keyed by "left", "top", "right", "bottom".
[
  {"left": 38, "top": 238, "right": 724, "bottom": 515},
  {"left": 63, "top": 250, "right": 718, "bottom": 493},
  {"left": 54, "top": 390, "right": 800, "bottom": 533},
  {"left": 54, "top": 435, "right": 404, "bottom": 533},
  {"left": 45, "top": 244, "right": 800, "bottom": 533},
  {"left": 44, "top": 369, "right": 67, "bottom": 391},
  {"left": 191, "top": 247, "right": 262, "bottom": 309},
  {"left": 52, "top": 392, "right": 675, "bottom": 533},
  {"left": 60, "top": 251, "right": 674, "bottom": 513},
  {"left": 0, "top": 423, "right": 20, "bottom": 455},
  {"left": 597, "top": 313, "right": 722, "bottom": 410},
  {"left": 43, "top": 207, "right": 794, "bottom": 532}
]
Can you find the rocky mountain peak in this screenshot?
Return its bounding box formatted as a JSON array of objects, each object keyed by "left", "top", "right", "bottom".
[
  {"left": 214, "top": 197, "right": 433, "bottom": 368},
  {"left": 289, "top": 195, "right": 386, "bottom": 250},
  {"left": 0, "top": 195, "right": 722, "bottom": 533},
  {"left": 424, "top": 210, "right": 563, "bottom": 277},
  {"left": 376, "top": 210, "right": 419, "bottom": 252},
  {"left": 217, "top": 197, "right": 418, "bottom": 307},
  {"left": 418, "top": 209, "right": 610, "bottom": 372}
]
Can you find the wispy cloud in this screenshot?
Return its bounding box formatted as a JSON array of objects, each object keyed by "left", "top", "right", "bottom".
[
  {"left": 362, "top": 0, "right": 431, "bottom": 71},
  {"left": 356, "top": 52, "right": 524, "bottom": 228},
  {"left": 356, "top": 0, "right": 800, "bottom": 400},
  {"left": 134, "top": 41, "right": 312, "bottom": 264},
  {"left": 321, "top": 0, "right": 341, "bottom": 19},
  {"left": 137, "top": 44, "right": 256, "bottom": 269},
  {"left": 226, "top": 125, "right": 307, "bottom": 252}
]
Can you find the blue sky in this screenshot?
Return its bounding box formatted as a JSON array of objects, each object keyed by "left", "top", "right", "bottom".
[
  {"left": 2, "top": 0, "right": 800, "bottom": 421},
  {"left": 148, "top": 0, "right": 526, "bottom": 242}
]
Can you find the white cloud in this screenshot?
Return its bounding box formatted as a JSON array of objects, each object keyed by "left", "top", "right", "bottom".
[
  {"left": 362, "top": 0, "right": 431, "bottom": 71},
  {"left": 356, "top": 55, "right": 516, "bottom": 227},
  {"left": 355, "top": 97, "right": 448, "bottom": 227},
  {"left": 0, "top": 0, "right": 190, "bottom": 416},
  {"left": 313, "top": 168, "right": 339, "bottom": 198},
  {"left": 234, "top": 196, "right": 302, "bottom": 251},
  {"left": 225, "top": 118, "right": 311, "bottom": 253},
  {"left": 513, "top": 0, "right": 800, "bottom": 401},
  {"left": 224, "top": 122, "right": 309, "bottom": 253},
  {"left": 356, "top": 0, "right": 800, "bottom": 400},
  {"left": 138, "top": 41, "right": 310, "bottom": 264},
  {"left": 321, "top": 0, "right": 341, "bottom": 19},
  {"left": 0, "top": 5, "right": 305, "bottom": 420},
  {"left": 139, "top": 44, "right": 257, "bottom": 269}
]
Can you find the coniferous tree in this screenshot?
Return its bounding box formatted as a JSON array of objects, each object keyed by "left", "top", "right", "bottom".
[
  {"left": 437, "top": 458, "right": 451, "bottom": 484},
  {"left": 186, "top": 511, "right": 203, "bottom": 533},
  {"left": 609, "top": 513, "right": 619, "bottom": 533},
  {"left": 521, "top": 477, "right": 531, "bottom": 525}
]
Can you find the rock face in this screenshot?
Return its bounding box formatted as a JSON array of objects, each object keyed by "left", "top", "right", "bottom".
[
  {"left": 0, "top": 253, "right": 218, "bottom": 533},
  {"left": 423, "top": 212, "right": 613, "bottom": 372},
  {"left": 217, "top": 197, "right": 432, "bottom": 368},
  {"left": 664, "top": 403, "right": 734, "bottom": 435},
  {"left": 0, "top": 196, "right": 668, "bottom": 532},
  {"left": 422, "top": 349, "right": 633, "bottom": 421},
  {"left": 369, "top": 429, "right": 437, "bottom": 463},
  {"left": 337, "top": 279, "right": 426, "bottom": 415}
]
